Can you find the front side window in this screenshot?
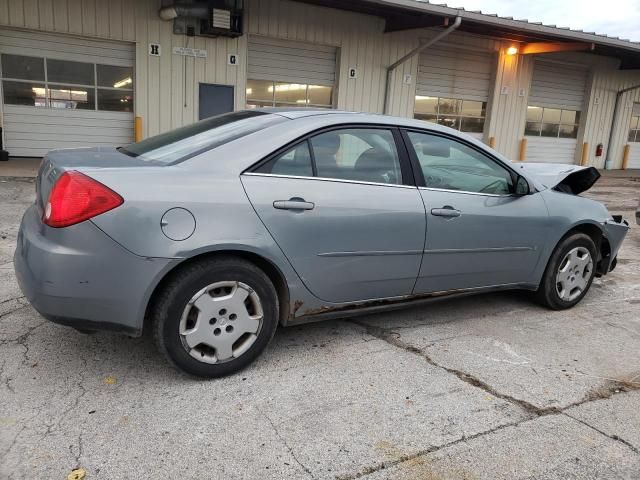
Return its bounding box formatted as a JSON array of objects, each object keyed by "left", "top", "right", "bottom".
[
  {"left": 407, "top": 131, "right": 513, "bottom": 195},
  {"left": 0, "top": 53, "right": 133, "bottom": 112},
  {"left": 246, "top": 79, "right": 333, "bottom": 108},
  {"left": 414, "top": 96, "right": 487, "bottom": 133},
  {"left": 628, "top": 104, "right": 640, "bottom": 143},
  {"left": 255, "top": 128, "right": 403, "bottom": 185},
  {"left": 119, "top": 111, "right": 287, "bottom": 164},
  {"left": 525, "top": 106, "right": 580, "bottom": 139}
]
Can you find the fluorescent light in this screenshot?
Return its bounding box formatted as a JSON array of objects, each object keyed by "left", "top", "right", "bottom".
[
  {"left": 113, "top": 77, "right": 132, "bottom": 88},
  {"left": 245, "top": 88, "right": 253, "bottom": 95}
]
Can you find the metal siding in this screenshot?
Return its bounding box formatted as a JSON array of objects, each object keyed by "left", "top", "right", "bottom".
[
  {"left": 0, "top": 29, "right": 134, "bottom": 156},
  {"left": 529, "top": 60, "right": 587, "bottom": 110},
  {"left": 416, "top": 44, "right": 494, "bottom": 102}
]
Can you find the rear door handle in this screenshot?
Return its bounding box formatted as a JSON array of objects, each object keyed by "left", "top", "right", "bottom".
[
  {"left": 273, "top": 199, "right": 315, "bottom": 211},
  {"left": 431, "top": 206, "right": 461, "bottom": 218}
]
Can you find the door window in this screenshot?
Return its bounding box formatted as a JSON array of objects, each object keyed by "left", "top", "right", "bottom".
[
  {"left": 255, "top": 142, "right": 313, "bottom": 177},
  {"left": 407, "top": 131, "right": 513, "bottom": 195},
  {"left": 628, "top": 104, "right": 640, "bottom": 142},
  {"left": 310, "top": 129, "right": 403, "bottom": 185}
]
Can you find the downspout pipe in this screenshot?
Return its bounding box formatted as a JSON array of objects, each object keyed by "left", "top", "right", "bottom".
[
  {"left": 604, "top": 83, "right": 640, "bottom": 169},
  {"left": 383, "top": 16, "right": 461, "bottom": 115}
]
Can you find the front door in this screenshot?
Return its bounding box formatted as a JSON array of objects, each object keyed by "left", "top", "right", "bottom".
[
  {"left": 198, "top": 84, "right": 234, "bottom": 120},
  {"left": 403, "top": 130, "right": 550, "bottom": 293},
  {"left": 241, "top": 127, "right": 426, "bottom": 303}
]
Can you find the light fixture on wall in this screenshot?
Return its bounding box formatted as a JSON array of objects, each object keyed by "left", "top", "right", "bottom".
[
  {"left": 113, "top": 77, "right": 133, "bottom": 88},
  {"left": 506, "top": 46, "right": 519, "bottom": 56}
]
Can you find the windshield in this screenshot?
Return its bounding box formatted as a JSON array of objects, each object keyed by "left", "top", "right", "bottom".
[{"left": 119, "top": 111, "right": 287, "bottom": 164}]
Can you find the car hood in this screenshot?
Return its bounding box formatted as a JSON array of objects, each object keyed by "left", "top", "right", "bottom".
[{"left": 513, "top": 163, "right": 601, "bottom": 195}]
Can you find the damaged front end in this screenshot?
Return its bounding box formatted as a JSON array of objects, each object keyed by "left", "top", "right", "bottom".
[
  {"left": 598, "top": 215, "right": 630, "bottom": 275},
  {"left": 515, "top": 163, "right": 601, "bottom": 195}
]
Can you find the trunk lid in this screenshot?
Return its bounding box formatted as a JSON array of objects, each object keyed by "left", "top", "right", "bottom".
[{"left": 514, "top": 163, "right": 601, "bottom": 195}]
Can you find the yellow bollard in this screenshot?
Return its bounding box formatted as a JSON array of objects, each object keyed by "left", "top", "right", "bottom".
[
  {"left": 622, "top": 144, "right": 631, "bottom": 170},
  {"left": 580, "top": 142, "right": 589, "bottom": 166},
  {"left": 518, "top": 138, "right": 527, "bottom": 161},
  {"left": 134, "top": 116, "right": 143, "bottom": 142},
  {"left": 489, "top": 136, "right": 496, "bottom": 148}
]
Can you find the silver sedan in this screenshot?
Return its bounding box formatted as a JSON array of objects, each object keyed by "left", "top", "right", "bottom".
[{"left": 14, "top": 109, "right": 629, "bottom": 377}]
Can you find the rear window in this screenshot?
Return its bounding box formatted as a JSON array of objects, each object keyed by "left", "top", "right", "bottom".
[{"left": 119, "top": 111, "right": 287, "bottom": 164}]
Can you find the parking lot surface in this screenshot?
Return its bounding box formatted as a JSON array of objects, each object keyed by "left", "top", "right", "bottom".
[{"left": 1, "top": 172, "right": 639, "bottom": 479}]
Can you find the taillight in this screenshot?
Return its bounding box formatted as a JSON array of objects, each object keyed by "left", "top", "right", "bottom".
[{"left": 44, "top": 171, "right": 123, "bottom": 228}]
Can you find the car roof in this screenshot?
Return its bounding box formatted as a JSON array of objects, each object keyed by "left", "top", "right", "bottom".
[
  {"left": 255, "top": 107, "right": 458, "bottom": 133},
  {"left": 256, "top": 107, "right": 359, "bottom": 119}
]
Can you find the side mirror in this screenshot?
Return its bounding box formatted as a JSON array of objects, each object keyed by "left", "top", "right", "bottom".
[{"left": 514, "top": 175, "right": 531, "bottom": 195}]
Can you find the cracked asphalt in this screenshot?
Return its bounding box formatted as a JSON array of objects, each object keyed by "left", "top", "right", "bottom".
[{"left": 1, "top": 172, "right": 640, "bottom": 479}]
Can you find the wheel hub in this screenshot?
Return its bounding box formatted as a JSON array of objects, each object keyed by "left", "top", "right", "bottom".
[{"left": 179, "top": 281, "right": 264, "bottom": 364}]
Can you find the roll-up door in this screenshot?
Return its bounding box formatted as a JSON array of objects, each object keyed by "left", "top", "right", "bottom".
[
  {"left": 414, "top": 44, "right": 495, "bottom": 140},
  {"left": 525, "top": 60, "right": 588, "bottom": 164},
  {"left": 246, "top": 36, "right": 336, "bottom": 109},
  {"left": 0, "top": 29, "right": 134, "bottom": 157},
  {"left": 626, "top": 103, "right": 640, "bottom": 169}
]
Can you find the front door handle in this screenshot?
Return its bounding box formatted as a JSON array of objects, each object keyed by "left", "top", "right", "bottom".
[
  {"left": 431, "top": 206, "right": 461, "bottom": 218},
  {"left": 273, "top": 198, "right": 315, "bottom": 211}
]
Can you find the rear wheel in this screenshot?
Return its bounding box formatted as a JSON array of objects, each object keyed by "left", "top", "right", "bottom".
[
  {"left": 153, "top": 257, "right": 279, "bottom": 378},
  {"left": 536, "top": 233, "right": 597, "bottom": 310}
]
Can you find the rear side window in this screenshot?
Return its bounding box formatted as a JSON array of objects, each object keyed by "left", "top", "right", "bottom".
[
  {"left": 255, "top": 128, "right": 403, "bottom": 185},
  {"left": 255, "top": 142, "right": 313, "bottom": 177},
  {"left": 119, "top": 111, "right": 287, "bottom": 165}
]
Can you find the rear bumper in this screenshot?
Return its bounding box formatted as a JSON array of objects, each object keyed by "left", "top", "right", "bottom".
[{"left": 14, "top": 205, "right": 173, "bottom": 335}]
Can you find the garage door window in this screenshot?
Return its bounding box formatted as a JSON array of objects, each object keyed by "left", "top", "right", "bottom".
[
  {"left": 0, "top": 54, "right": 133, "bottom": 112},
  {"left": 525, "top": 107, "right": 580, "bottom": 139},
  {"left": 246, "top": 80, "right": 333, "bottom": 108},
  {"left": 628, "top": 104, "right": 640, "bottom": 142},
  {"left": 414, "top": 96, "right": 486, "bottom": 133}
]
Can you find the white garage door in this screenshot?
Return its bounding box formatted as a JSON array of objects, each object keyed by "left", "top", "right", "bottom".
[
  {"left": 414, "top": 44, "right": 495, "bottom": 140},
  {"left": 628, "top": 144, "right": 640, "bottom": 169},
  {"left": 0, "top": 29, "right": 134, "bottom": 157},
  {"left": 626, "top": 104, "right": 640, "bottom": 169},
  {"left": 525, "top": 60, "right": 588, "bottom": 164},
  {"left": 246, "top": 36, "right": 336, "bottom": 109}
]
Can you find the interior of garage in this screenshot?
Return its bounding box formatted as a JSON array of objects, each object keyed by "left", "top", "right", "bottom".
[{"left": 0, "top": 0, "right": 639, "bottom": 169}]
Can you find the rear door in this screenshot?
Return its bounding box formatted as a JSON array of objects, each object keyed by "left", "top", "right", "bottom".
[
  {"left": 241, "top": 126, "right": 426, "bottom": 304},
  {"left": 403, "top": 129, "right": 550, "bottom": 293}
]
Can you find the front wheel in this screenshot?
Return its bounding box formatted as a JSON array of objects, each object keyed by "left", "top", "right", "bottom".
[
  {"left": 153, "top": 257, "right": 279, "bottom": 378},
  {"left": 536, "top": 233, "right": 597, "bottom": 310}
]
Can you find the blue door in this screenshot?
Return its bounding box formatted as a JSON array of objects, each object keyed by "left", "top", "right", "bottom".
[{"left": 198, "top": 84, "right": 234, "bottom": 120}]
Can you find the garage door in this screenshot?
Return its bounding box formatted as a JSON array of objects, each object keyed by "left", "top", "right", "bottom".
[
  {"left": 0, "top": 29, "right": 134, "bottom": 157},
  {"left": 245, "top": 36, "right": 336, "bottom": 109},
  {"left": 525, "top": 60, "right": 588, "bottom": 164},
  {"left": 414, "top": 44, "right": 495, "bottom": 140},
  {"left": 626, "top": 103, "right": 640, "bottom": 169}
]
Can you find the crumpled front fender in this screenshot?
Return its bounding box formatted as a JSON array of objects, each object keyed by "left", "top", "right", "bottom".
[{"left": 601, "top": 215, "right": 630, "bottom": 273}]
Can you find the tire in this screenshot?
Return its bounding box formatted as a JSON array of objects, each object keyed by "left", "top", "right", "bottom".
[
  {"left": 153, "top": 256, "right": 279, "bottom": 378},
  {"left": 535, "top": 233, "right": 597, "bottom": 310}
]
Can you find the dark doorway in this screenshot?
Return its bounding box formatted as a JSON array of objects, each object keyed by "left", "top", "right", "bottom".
[{"left": 198, "top": 84, "right": 234, "bottom": 120}]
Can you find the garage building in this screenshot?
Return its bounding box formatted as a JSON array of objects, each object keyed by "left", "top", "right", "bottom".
[{"left": 1, "top": 0, "right": 639, "bottom": 169}]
